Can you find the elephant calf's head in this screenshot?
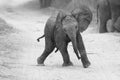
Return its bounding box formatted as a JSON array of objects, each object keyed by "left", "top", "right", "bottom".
[
  {"left": 56, "top": 10, "right": 78, "bottom": 36},
  {"left": 62, "top": 15, "right": 78, "bottom": 37},
  {"left": 71, "top": 6, "right": 93, "bottom": 32}
]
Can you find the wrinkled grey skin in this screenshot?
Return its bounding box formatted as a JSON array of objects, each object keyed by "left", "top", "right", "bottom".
[
  {"left": 37, "top": 11, "right": 90, "bottom": 68},
  {"left": 97, "top": 0, "right": 120, "bottom": 33},
  {"left": 71, "top": 6, "right": 93, "bottom": 32}
]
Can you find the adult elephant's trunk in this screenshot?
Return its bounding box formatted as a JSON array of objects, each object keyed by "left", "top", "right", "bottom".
[{"left": 67, "top": 32, "right": 81, "bottom": 60}]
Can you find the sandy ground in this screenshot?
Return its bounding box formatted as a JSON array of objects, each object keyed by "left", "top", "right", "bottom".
[{"left": 0, "top": 3, "right": 120, "bottom": 80}]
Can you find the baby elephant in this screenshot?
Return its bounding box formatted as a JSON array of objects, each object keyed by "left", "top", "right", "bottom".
[{"left": 37, "top": 11, "right": 90, "bottom": 68}]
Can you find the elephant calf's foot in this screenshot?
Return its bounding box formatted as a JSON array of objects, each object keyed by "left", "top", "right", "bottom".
[
  {"left": 81, "top": 58, "right": 91, "bottom": 68},
  {"left": 37, "top": 64, "right": 45, "bottom": 66},
  {"left": 37, "top": 57, "right": 45, "bottom": 65},
  {"left": 82, "top": 61, "right": 91, "bottom": 68},
  {"left": 80, "top": 51, "right": 91, "bottom": 68},
  {"left": 62, "top": 61, "right": 73, "bottom": 67}
]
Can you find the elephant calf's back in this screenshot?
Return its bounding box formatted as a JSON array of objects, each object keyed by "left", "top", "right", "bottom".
[{"left": 44, "top": 16, "right": 56, "bottom": 39}]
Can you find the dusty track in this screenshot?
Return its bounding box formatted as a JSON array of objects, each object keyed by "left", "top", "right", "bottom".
[{"left": 0, "top": 6, "right": 120, "bottom": 80}]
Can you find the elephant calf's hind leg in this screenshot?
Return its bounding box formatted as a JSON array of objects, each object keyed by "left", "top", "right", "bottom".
[{"left": 37, "top": 40, "right": 55, "bottom": 66}]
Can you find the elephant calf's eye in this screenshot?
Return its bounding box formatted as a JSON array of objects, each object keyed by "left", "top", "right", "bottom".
[{"left": 75, "top": 26, "right": 78, "bottom": 29}]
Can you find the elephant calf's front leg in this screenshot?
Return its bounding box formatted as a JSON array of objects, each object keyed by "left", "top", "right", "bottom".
[
  {"left": 58, "top": 42, "right": 73, "bottom": 66},
  {"left": 77, "top": 32, "right": 91, "bottom": 68}
]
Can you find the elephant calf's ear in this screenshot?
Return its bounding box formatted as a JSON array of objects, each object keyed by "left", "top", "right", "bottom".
[{"left": 71, "top": 8, "right": 80, "bottom": 19}]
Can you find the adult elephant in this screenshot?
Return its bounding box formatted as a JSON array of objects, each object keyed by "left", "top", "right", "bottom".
[
  {"left": 97, "top": 0, "right": 120, "bottom": 33},
  {"left": 37, "top": 11, "right": 90, "bottom": 68}
]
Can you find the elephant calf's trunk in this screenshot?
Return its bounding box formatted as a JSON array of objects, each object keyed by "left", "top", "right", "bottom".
[
  {"left": 71, "top": 36, "right": 81, "bottom": 60},
  {"left": 74, "top": 49, "right": 81, "bottom": 59}
]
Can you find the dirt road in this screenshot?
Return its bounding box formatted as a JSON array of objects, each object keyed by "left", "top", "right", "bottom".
[{"left": 0, "top": 6, "right": 120, "bottom": 80}]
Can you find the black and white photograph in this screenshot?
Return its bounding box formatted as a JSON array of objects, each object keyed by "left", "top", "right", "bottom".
[{"left": 0, "top": 0, "right": 120, "bottom": 80}]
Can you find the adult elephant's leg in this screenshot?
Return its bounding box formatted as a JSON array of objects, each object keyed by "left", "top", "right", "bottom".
[
  {"left": 99, "top": 1, "right": 111, "bottom": 33},
  {"left": 99, "top": 9, "right": 110, "bottom": 33},
  {"left": 37, "top": 38, "right": 55, "bottom": 65},
  {"left": 77, "top": 32, "right": 91, "bottom": 68},
  {"left": 99, "top": 17, "right": 108, "bottom": 33},
  {"left": 58, "top": 42, "right": 73, "bottom": 66}
]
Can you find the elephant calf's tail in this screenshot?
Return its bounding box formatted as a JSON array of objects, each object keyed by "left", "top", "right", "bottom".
[
  {"left": 55, "top": 48, "right": 59, "bottom": 53},
  {"left": 37, "top": 34, "right": 45, "bottom": 42}
]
